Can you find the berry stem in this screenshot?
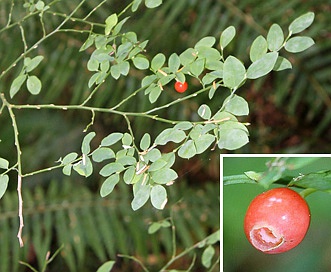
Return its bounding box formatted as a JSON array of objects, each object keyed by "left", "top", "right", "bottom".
[{"left": 299, "top": 188, "right": 317, "bottom": 198}]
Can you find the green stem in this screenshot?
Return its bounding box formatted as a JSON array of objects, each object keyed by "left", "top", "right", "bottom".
[
  {"left": 144, "top": 86, "right": 210, "bottom": 114},
  {"left": 117, "top": 254, "right": 149, "bottom": 272},
  {"left": 223, "top": 174, "right": 256, "bottom": 185},
  {"left": 299, "top": 188, "right": 317, "bottom": 198},
  {"left": 0, "top": 0, "right": 87, "bottom": 80},
  {"left": 160, "top": 229, "right": 220, "bottom": 271}
]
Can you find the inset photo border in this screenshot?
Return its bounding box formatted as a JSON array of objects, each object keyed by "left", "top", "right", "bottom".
[{"left": 221, "top": 154, "right": 331, "bottom": 272}]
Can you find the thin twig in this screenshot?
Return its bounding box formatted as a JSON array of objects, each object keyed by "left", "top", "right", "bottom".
[{"left": 17, "top": 174, "right": 24, "bottom": 247}]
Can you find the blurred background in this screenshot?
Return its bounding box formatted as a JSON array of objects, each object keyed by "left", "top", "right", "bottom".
[
  {"left": 223, "top": 157, "right": 331, "bottom": 272},
  {"left": 0, "top": 0, "right": 330, "bottom": 270}
]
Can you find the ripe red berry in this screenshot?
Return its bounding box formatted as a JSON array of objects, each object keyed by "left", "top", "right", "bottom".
[
  {"left": 174, "top": 81, "right": 188, "bottom": 93},
  {"left": 244, "top": 188, "right": 310, "bottom": 254}
]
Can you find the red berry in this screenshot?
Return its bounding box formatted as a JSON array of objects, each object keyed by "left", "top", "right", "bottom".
[
  {"left": 244, "top": 188, "right": 310, "bottom": 254},
  {"left": 174, "top": 81, "right": 188, "bottom": 93}
]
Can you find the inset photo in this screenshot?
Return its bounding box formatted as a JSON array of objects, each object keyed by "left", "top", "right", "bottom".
[{"left": 222, "top": 155, "right": 331, "bottom": 272}]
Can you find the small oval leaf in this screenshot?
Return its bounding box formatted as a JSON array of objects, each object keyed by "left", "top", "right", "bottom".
[
  {"left": 0, "top": 175, "right": 9, "bottom": 199},
  {"left": 223, "top": 56, "right": 246, "bottom": 89},
  {"left": 26, "top": 75, "right": 42, "bottom": 95},
  {"left": 284, "top": 36, "right": 314, "bottom": 53},
  {"left": 150, "top": 185, "right": 167, "bottom": 210},
  {"left": 220, "top": 26, "right": 236, "bottom": 50},
  {"left": 100, "top": 174, "right": 120, "bottom": 197},
  {"left": 289, "top": 12, "right": 315, "bottom": 34}
]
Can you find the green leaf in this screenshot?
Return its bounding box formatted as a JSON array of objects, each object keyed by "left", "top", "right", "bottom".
[
  {"left": 189, "top": 125, "right": 203, "bottom": 140},
  {"left": 87, "top": 59, "right": 99, "bottom": 72},
  {"left": 143, "top": 148, "right": 161, "bottom": 163},
  {"left": 25, "top": 55, "right": 44, "bottom": 72},
  {"left": 149, "top": 85, "right": 162, "bottom": 103},
  {"left": 247, "top": 52, "right": 279, "bottom": 79},
  {"left": 205, "top": 229, "right": 220, "bottom": 245},
  {"left": 223, "top": 95, "right": 249, "bottom": 116},
  {"left": 73, "top": 156, "right": 93, "bottom": 177},
  {"left": 81, "top": 132, "right": 96, "bottom": 154},
  {"left": 289, "top": 12, "right": 315, "bottom": 35},
  {"left": 140, "top": 133, "right": 151, "bottom": 150},
  {"left": 105, "top": 14, "right": 118, "bottom": 35},
  {"left": 10, "top": 74, "right": 27, "bottom": 98},
  {"left": 123, "top": 166, "right": 135, "bottom": 184},
  {"left": 284, "top": 36, "right": 314, "bottom": 53},
  {"left": 223, "top": 56, "right": 246, "bottom": 89},
  {"left": 197, "top": 47, "right": 221, "bottom": 61},
  {"left": 92, "top": 147, "right": 115, "bottom": 162},
  {"left": 142, "top": 75, "right": 157, "bottom": 87},
  {"left": 158, "top": 74, "right": 175, "bottom": 86},
  {"left": 155, "top": 128, "right": 186, "bottom": 145},
  {"left": 220, "top": 26, "right": 236, "bottom": 50},
  {"left": 218, "top": 121, "right": 249, "bottom": 150},
  {"left": 267, "top": 24, "right": 284, "bottom": 51},
  {"left": 26, "top": 75, "right": 42, "bottom": 95},
  {"left": 62, "top": 152, "right": 78, "bottom": 164},
  {"left": 100, "top": 174, "right": 120, "bottom": 197},
  {"left": 116, "top": 156, "right": 136, "bottom": 166},
  {"left": 118, "top": 61, "right": 130, "bottom": 76},
  {"left": 148, "top": 222, "right": 162, "bottom": 234},
  {"left": 145, "top": 0, "right": 162, "bottom": 8},
  {"left": 174, "top": 122, "right": 193, "bottom": 131},
  {"left": 286, "top": 157, "right": 320, "bottom": 170},
  {"left": 148, "top": 158, "right": 168, "bottom": 172},
  {"left": 205, "top": 59, "right": 223, "bottom": 71},
  {"left": 148, "top": 220, "right": 171, "bottom": 234},
  {"left": 179, "top": 48, "right": 196, "bottom": 66},
  {"left": 195, "top": 36, "right": 216, "bottom": 48},
  {"left": 168, "top": 53, "right": 181, "bottom": 73},
  {"left": 198, "top": 104, "right": 212, "bottom": 120},
  {"left": 151, "top": 168, "right": 178, "bottom": 184},
  {"left": 0, "top": 158, "right": 9, "bottom": 169},
  {"left": 131, "top": 183, "right": 151, "bottom": 210},
  {"left": 250, "top": 35, "right": 268, "bottom": 62},
  {"left": 289, "top": 171, "right": 331, "bottom": 191},
  {"left": 0, "top": 175, "right": 9, "bottom": 199},
  {"left": 113, "top": 17, "right": 129, "bottom": 36},
  {"left": 122, "top": 133, "right": 133, "bottom": 146},
  {"left": 80, "top": 34, "right": 95, "bottom": 52},
  {"left": 194, "top": 134, "right": 215, "bottom": 154},
  {"left": 201, "top": 245, "right": 215, "bottom": 268},
  {"left": 160, "top": 152, "right": 176, "bottom": 168},
  {"left": 273, "top": 56, "right": 292, "bottom": 71},
  {"left": 132, "top": 0, "right": 142, "bottom": 12},
  {"left": 35, "top": 0, "right": 45, "bottom": 11},
  {"left": 150, "top": 185, "right": 167, "bottom": 209},
  {"left": 189, "top": 59, "right": 205, "bottom": 77},
  {"left": 132, "top": 55, "right": 149, "bottom": 70},
  {"left": 151, "top": 53, "right": 166, "bottom": 71},
  {"left": 101, "top": 133, "right": 123, "bottom": 146},
  {"left": 62, "top": 164, "right": 72, "bottom": 176},
  {"left": 178, "top": 140, "right": 196, "bottom": 159},
  {"left": 100, "top": 162, "right": 125, "bottom": 177},
  {"left": 110, "top": 62, "right": 128, "bottom": 79},
  {"left": 96, "top": 260, "right": 115, "bottom": 272}
]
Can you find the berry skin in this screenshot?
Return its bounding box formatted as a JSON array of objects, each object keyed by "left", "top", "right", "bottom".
[
  {"left": 174, "top": 81, "right": 188, "bottom": 93},
  {"left": 244, "top": 188, "right": 310, "bottom": 254}
]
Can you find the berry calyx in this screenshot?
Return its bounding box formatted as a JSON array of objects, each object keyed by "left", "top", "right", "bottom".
[
  {"left": 174, "top": 81, "right": 188, "bottom": 93},
  {"left": 244, "top": 188, "right": 310, "bottom": 254}
]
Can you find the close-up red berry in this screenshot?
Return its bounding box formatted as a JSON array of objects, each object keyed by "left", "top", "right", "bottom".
[
  {"left": 244, "top": 188, "right": 311, "bottom": 254},
  {"left": 174, "top": 81, "right": 188, "bottom": 93}
]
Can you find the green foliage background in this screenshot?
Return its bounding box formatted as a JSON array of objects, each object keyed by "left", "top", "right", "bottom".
[{"left": 0, "top": 0, "right": 330, "bottom": 270}]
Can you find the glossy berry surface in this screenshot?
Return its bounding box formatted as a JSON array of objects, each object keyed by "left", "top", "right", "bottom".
[
  {"left": 244, "top": 188, "right": 310, "bottom": 254},
  {"left": 174, "top": 81, "right": 188, "bottom": 93}
]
